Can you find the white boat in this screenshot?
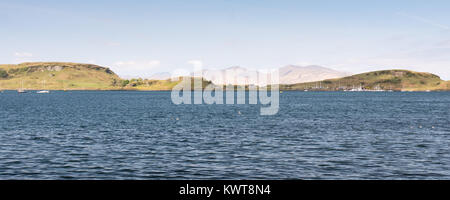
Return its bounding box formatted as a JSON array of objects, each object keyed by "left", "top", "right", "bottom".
[
  {"left": 37, "top": 80, "right": 50, "bottom": 94},
  {"left": 18, "top": 80, "right": 27, "bottom": 93},
  {"left": 349, "top": 83, "right": 364, "bottom": 92}
]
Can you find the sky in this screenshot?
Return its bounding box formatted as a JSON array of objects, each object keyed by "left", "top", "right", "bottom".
[{"left": 1, "top": 0, "right": 450, "bottom": 79}]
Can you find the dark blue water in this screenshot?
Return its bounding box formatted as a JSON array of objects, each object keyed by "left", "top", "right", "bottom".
[{"left": 1, "top": 91, "right": 449, "bottom": 179}]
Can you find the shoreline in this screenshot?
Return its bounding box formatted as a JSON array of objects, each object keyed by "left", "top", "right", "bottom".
[{"left": 1, "top": 89, "right": 449, "bottom": 92}]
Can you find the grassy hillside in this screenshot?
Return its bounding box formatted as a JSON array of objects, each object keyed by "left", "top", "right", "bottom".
[
  {"left": 0, "top": 62, "right": 121, "bottom": 90},
  {"left": 0, "top": 62, "right": 215, "bottom": 91},
  {"left": 120, "top": 77, "right": 213, "bottom": 90},
  {"left": 281, "top": 70, "right": 449, "bottom": 91}
]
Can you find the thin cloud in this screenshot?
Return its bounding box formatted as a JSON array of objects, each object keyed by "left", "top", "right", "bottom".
[
  {"left": 187, "top": 60, "right": 203, "bottom": 68},
  {"left": 12, "top": 52, "right": 34, "bottom": 63},
  {"left": 115, "top": 61, "right": 136, "bottom": 66},
  {"left": 106, "top": 42, "right": 121, "bottom": 47},
  {"left": 14, "top": 52, "right": 33, "bottom": 57},
  {"left": 435, "top": 40, "right": 450, "bottom": 48},
  {"left": 397, "top": 11, "right": 450, "bottom": 31},
  {"left": 148, "top": 60, "right": 161, "bottom": 66},
  {"left": 112, "top": 60, "right": 161, "bottom": 78},
  {"left": 114, "top": 60, "right": 160, "bottom": 68}
]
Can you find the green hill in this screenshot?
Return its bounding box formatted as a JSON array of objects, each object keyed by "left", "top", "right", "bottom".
[
  {"left": 0, "top": 62, "right": 213, "bottom": 91},
  {"left": 120, "top": 77, "right": 213, "bottom": 90},
  {"left": 281, "top": 70, "right": 449, "bottom": 91},
  {"left": 0, "top": 62, "right": 121, "bottom": 90}
]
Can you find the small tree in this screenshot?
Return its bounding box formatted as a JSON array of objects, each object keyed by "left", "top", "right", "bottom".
[
  {"left": 0, "top": 69, "right": 8, "bottom": 78},
  {"left": 121, "top": 80, "right": 130, "bottom": 87}
]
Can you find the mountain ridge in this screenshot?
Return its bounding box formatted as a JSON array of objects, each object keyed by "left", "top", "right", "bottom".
[
  {"left": 279, "top": 65, "right": 351, "bottom": 84},
  {"left": 185, "top": 65, "right": 350, "bottom": 85}
]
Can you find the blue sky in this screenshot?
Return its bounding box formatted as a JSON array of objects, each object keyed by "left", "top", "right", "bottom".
[{"left": 1, "top": 0, "right": 450, "bottom": 79}]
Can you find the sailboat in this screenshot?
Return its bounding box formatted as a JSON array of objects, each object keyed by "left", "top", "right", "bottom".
[
  {"left": 37, "top": 80, "right": 50, "bottom": 94},
  {"left": 63, "top": 80, "right": 67, "bottom": 92},
  {"left": 18, "top": 80, "right": 27, "bottom": 93}
]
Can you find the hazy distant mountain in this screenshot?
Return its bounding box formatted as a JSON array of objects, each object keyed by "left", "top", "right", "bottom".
[
  {"left": 147, "top": 72, "right": 172, "bottom": 80},
  {"left": 193, "top": 65, "right": 350, "bottom": 85},
  {"left": 147, "top": 65, "right": 350, "bottom": 85},
  {"left": 191, "top": 66, "right": 263, "bottom": 85},
  {"left": 279, "top": 65, "right": 351, "bottom": 84}
]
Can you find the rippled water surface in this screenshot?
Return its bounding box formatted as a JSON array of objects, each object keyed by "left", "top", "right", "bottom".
[{"left": 0, "top": 91, "right": 449, "bottom": 179}]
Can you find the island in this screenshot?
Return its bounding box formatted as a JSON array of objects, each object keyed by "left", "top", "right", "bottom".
[{"left": 1, "top": 62, "right": 449, "bottom": 91}]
